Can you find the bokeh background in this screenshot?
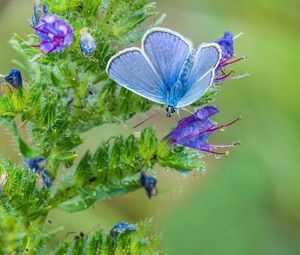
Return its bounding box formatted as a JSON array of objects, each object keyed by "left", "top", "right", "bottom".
[{"left": 1, "top": 0, "right": 300, "bottom": 254}]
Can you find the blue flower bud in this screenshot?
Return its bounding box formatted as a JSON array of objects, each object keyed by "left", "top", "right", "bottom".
[
  {"left": 24, "top": 157, "right": 45, "bottom": 173},
  {"left": 80, "top": 28, "right": 97, "bottom": 57},
  {"left": 140, "top": 171, "right": 157, "bottom": 198},
  {"left": 5, "top": 69, "right": 23, "bottom": 89},
  {"left": 110, "top": 222, "right": 136, "bottom": 243},
  {"left": 24, "top": 157, "right": 52, "bottom": 189}
]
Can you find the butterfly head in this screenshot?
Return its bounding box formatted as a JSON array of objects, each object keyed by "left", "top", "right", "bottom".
[{"left": 166, "top": 106, "right": 176, "bottom": 117}]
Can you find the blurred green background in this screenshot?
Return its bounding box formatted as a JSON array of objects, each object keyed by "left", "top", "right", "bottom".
[{"left": 1, "top": 0, "right": 300, "bottom": 254}]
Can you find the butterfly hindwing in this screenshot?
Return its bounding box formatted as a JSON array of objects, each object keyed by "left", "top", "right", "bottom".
[
  {"left": 106, "top": 48, "right": 166, "bottom": 104},
  {"left": 142, "top": 28, "right": 192, "bottom": 88},
  {"left": 177, "top": 43, "right": 221, "bottom": 107}
]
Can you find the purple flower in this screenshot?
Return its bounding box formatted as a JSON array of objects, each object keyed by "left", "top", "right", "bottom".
[
  {"left": 215, "top": 32, "right": 234, "bottom": 60},
  {"left": 163, "top": 106, "right": 240, "bottom": 156},
  {"left": 140, "top": 171, "right": 157, "bottom": 199},
  {"left": 214, "top": 32, "right": 246, "bottom": 82},
  {"left": 32, "top": 15, "right": 73, "bottom": 54},
  {"left": 80, "top": 28, "right": 96, "bottom": 57}
]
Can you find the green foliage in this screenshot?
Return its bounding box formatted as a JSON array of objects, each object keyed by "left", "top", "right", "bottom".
[
  {"left": 192, "top": 86, "right": 220, "bottom": 107},
  {"left": 54, "top": 220, "right": 163, "bottom": 255},
  {"left": 0, "top": 159, "right": 50, "bottom": 220},
  {"left": 53, "top": 128, "right": 204, "bottom": 212},
  {"left": 0, "top": 207, "right": 25, "bottom": 254}
]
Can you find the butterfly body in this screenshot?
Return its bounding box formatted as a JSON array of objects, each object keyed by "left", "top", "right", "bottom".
[{"left": 107, "top": 28, "right": 221, "bottom": 117}]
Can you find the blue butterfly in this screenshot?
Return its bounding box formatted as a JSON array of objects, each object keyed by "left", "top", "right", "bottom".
[{"left": 106, "top": 28, "right": 221, "bottom": 117}]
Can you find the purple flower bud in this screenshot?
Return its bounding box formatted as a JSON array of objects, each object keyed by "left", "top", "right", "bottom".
[
  {"left": 163, "top": 106, "right": 240, "bottom": 156},
  {"left": 214, "top": 32, "right": 246, "bottom": 83},
  {"left": 215, "top": 32, "right": 234, "bottom": 59},
  {"left": 5, "top": 69, "right": 22, "bottom": 89},
  {"left": 80, "top": 28, "right": 96, "bottom": 57},
  {"left": 140, "top": 171, "right": 157, "bottom": 199},
  {"left": 33, "top": 15, "right": 73, "bottom": 54}
]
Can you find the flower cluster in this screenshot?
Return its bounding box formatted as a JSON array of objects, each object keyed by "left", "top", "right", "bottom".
[
  {"left": 163, "top": 106, "right": 240, "bottom": 156},
  {"left": 32, "top": 15, "right": 73, "bottom": 54},
  {"left": 32, "top": 14, "right": 98, "bottom": 57}
]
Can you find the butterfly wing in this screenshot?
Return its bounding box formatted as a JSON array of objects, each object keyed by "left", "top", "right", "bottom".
[
  {"left": 142, "top": 28, "right": 192, "bottom": 88},
  {"left": 106, "top": 48, "right": 166, "bottom": 104},
  {"left": 177, "top": 43, "right": 221, "bottom": 108}
]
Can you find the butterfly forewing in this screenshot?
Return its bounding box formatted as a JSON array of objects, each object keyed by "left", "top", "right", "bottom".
[
  {"left": 142, "top": 28, "right": 192, "bottom": 89},
  {"left": 107, "top": 48, "right": 166, "bottom": 104},
  {"left": 177, "top": 44, "right": 221, "bottom": 108}
]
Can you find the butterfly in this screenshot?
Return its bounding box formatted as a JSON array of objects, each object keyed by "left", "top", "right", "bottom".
[{"left": 106, "top": 28, "right": 221, "bottom": 117}]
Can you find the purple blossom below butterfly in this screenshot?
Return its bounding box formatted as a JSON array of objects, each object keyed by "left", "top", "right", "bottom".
[
  {"left": 32, "top": 15, "right": 73, "bottom": 54},
  {"left": 163, "top": 106, "right": 240, "bottom": 155}
]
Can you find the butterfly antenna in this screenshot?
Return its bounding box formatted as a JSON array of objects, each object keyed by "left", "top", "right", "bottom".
[
  {"left": 230, "top": 72, "right": 251, "bottom": 80},
  {"left": 234, "top": 32, "right": 244, "bottom": 40},
  {"left": 133, "top": 108, "right": 162, "bottom": 129},
  {"left": 181, "top": 107, "right": 195, "bottom": 115}
]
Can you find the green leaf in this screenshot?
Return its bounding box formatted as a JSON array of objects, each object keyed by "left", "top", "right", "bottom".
[
  {"left": 59, "top": 177, "right": 140, "bottom": 212},
  {"left": 1, "top": 119, "right": 40, "bottom": 158}
]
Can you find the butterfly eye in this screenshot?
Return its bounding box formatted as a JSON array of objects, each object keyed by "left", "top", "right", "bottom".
[{"left": 166, "top": 106, "right": 176, "bottom": 117}]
